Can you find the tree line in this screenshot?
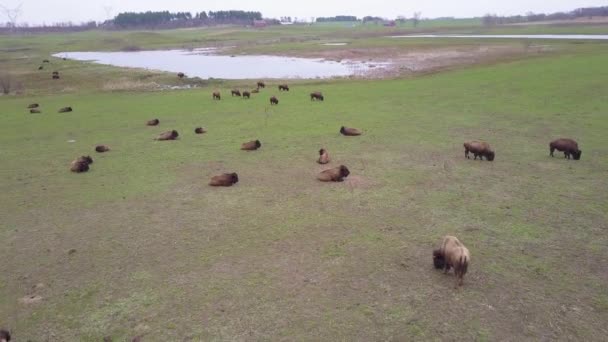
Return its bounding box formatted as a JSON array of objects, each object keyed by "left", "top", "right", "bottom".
[
  {"left": 112, "top": 10, "right": 264, "bottom": 28},
  {"left": 482, "top": 6, "right": 608, "bottom": 26}
]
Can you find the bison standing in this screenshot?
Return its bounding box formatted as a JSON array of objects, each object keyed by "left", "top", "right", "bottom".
[
  {"left": 310, "top": 92, "right": 324, "bottom": 101},
  {"left": 318, "top": 148, "right": 330, "bottom": 164},
  {"left": 270, "top": 96, "right": 279, "bottom": 105},
  {"left": 242, "top": 91, "right": 251, "bottom": 99},
  {"left": 550, "top": 138, "right": 581, "bottom": 160},
  {"left": 231, "top": 89, "right": 241, "bottom": 97},
  {"left": 463, "top": 141, "right": 495, "bottom": 161},
  {"left": 434, "top": 235, "right": 470, "bottom": 288},
  {"left": 213, "top": 91, "right": 221, "bottom": 100},
  {"left": 278, "top": 84, "right": 289, "bottom": 91},
  {"left": 257, "top": 81, "right": 266, "bottom": 88}
]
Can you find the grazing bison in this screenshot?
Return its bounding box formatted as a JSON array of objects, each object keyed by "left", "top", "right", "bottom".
[
  {"left": 317, "top": 165, "right": 350, "bottom": 182},
  {"left": 251, "top": 88, "right": 260, "bottom": 94},
  {"left": 58, "top": 107, "right": 72, "bottom": 113},
  {"left": 209, "top": 172, "right": 239, "bottom": 187},
  {"left": 340, "top": 126, "right": 362, "bottom": 136},
  {"left": 213, "top": 91, "right": 221, "bottom": 100},
  {"left": 242, "top": 91, "right": 251, "bottom": 98},
  {"left": 241, "top": 139, "right": 261, "bottom": 151},
  {"left": 70, "top": 155, "right": 93, "bottom": 173},
  {"left": 231, "top": 89, "right": 242, "bottom": 97},
  {"left": 270, "top": 96, "right": 279, "bottom": 105},
  {"left": 147, "top": 119, "right": 159, "bottom": 126},
  {"left": 318, "top": 148, "right": 330, "bottom": 164},
  {"left": 436, "top": 235, "right": 470, "bottom": 288},
  {"left": 155, "top": 130, "right": 179, "bottom": 141},
  {"left": 257, "top": 81, "right": 266, "bottom": 88},
  {"left": 310, "top": 92, "right": 324, "bottom": 101},
  {"left": 194, "top": 127, "right": 207, "bottom": 134},
  {"left": 43, "top": 59, "right": 49, "bottom": 63},
  {"left": 278, "top": 84, "right": 289, "bottom": 91},
  {"left": 38, "top": 65, "right": 43, "bottom": 70},
  {"left": 550, "top": 138, "right": 581, "bottom": 160},
  {"left": 30, "top": 109, "right": 41, "bottom": 114},
  {"left": 28, "top": 103, "right": 39, "bottom": 109},
  {"left": 95, "top": 145, "right": 110, "bottom": 153},
  {"left": 52, "top": 74, "right": 60, "bottom": 80},
  {"left": 464, "top": 141, "right": 495, "bottom": 161},
  {"left": 52, "top": 71, "right": 59, "bottom": 75},
  {"left": 177, "top": 72, "right": 185, "bottom": 78},
  {"left": 0, "top": 329, "right": 10, "bottom": 342}
]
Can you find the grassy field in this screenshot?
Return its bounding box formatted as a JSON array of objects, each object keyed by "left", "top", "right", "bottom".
[{"left": 1, "top": 23, "right": 608, "bottom": 341}]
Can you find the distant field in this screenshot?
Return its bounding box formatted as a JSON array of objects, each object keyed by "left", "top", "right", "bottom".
[{"left": 1, "top": 24, "right": 607, "bottom": 341}]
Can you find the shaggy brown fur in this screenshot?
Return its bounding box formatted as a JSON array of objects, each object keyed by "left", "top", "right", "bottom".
[
  {"left": 231, "top": 89, "right": 242, "bottom": 97},
  {"left": 241, "top": 139, "right": 261, "bottom": 151},
  {"left": 550, "top": 138, "right": 582, "bottom": 160},
  {"left": 0, "top": 329, "right": 11, "bottom": 342},
  {"left": 194, "top": 127, "right": 206, "bottom": 134},
  {"left": 251, "top": 89, "right": 260, "bottom": 94},
  {"left": 155, "top": 130, "right": 179, "bottom": 141},
  {"left": 209, "top": 172, "right": 239, "bottom": 186},
  {"left": 437, "top": 236, "right": 470, "bottom": 288},
  {"left": 213, "top": 91, "right": 221, "bottom": 100},
  {"left": 58, "top": 107, "right": 72, "bottom": 113},
  {"left": 28, "top": 103, "right": 39, "bottom": 109},
  {"left": 310, "top": 92, "right": 324, "bottom": 101},
  {"left": 270, "top": 96, "right": 279, "bottom": 105},
  {"left": 177, "top": 72, "right": 185, "bottom": 78},
  {"left": 52, "top": 71, "right": 59, "bottom": 75},
  {"left": 70, "top": 155, "right": 93, "bottom": 173},
  {"left": 464, "top": 141, "right": 495, "bottom": 161},
  {"left": 317, "top": 165, "right": 350, "bottom": 182},
  {"left": 340, "top": 126, "right": 362, "bottom": 136},
  {"left": 242, "top": 91, "right": 251, "bottom": 98},
  {"left": 257, "top": 81, "right": 266, "bottom": 88},
  {"left": 95, "top": 145, "right": 110, "bottom": 153},
  {"left": 278, "top": 84, "right": 289, "bottom": 91},
  {"left": 146, "top": 119, "right": 159, "bottom": 126},
  {"left": 30, "top": 109, "right": 41, "bottom": 114},
  {"left": 318, "top": 148, "right": 330, "bottom": 164}
]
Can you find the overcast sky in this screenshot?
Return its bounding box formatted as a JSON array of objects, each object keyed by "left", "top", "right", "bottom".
[{"left": 2, "top": 0, "right": 606, "bottom": 25}]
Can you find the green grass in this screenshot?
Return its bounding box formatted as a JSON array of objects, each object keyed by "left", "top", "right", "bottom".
[{"left": 1, "top": 25, "right": 608, "bottom": 340}]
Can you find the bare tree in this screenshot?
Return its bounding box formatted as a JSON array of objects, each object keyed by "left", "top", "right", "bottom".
[
  {"left": 412, "top": 11, "right": 421, "bottom": 27},
  {"left": 0, "top": 2, "right": 23, "bottom": 28}
]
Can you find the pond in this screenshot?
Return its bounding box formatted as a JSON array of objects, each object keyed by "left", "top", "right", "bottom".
[
  {"left": 389, "top": 34, "right": 608, "bottom": 40},
  {"left": 54, "top": 49, "right": 377, "bottom": 79}
]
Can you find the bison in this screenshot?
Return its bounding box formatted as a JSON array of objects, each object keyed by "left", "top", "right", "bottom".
[
  {"left": 310, "top": 92, "right": 324, "bottom": 101},
  {"left": 318, "top": 148, "right": 330, "bottom": 164},
  {"left": 464, "top": 141, "right": 495, "bottom": 161},
  {"left": 52, "top": 71, "right": 59, "bottom": 75},
  {"left": 30, "top": 109, "right": 41, "bottom": 114},
  {"left": 242, "top": 91, "right": 251, "bottom": 99},
  {"left": 70, "top": 155, "right": 93, "bottom": 173},
  {"left": 177, "top": 72, "right": 185, "bottom": 78},
  {"left": 147, "top": 119, "right": 159, "bottom": 126},
  {"left": 194, "top": 127, "right": 207, "bottom": 134},
  {"left": 318, "top": 165, "right": 350, "bottom": 182},
  {"left": 0, "top": 329, "right": 10, "bottom": 342},
  {"left": 52, "top": 74, "right": 60, "bottom": 80},
  {"left": 435, "top": 236, "right": 470, "bottom": 288},
  {"left": 209, "top": 172, "right": 239, "bottom": 187},
  {"left": 241, "top": 139, "right": 261, "bottom": 151},
  {"left": 43, "top": 59, "right": 50, "bottom": 63},
  {"left": 340, "top": 126, "right": 362, "bottom": 136},
  {"left": 95, "top": 145, "right": 110, "bottom": 153},
  {"left": 278, "top": 84, "right": 289, "bottom": 91},
  {"left": 550, "top": 138, "right": 581, "bottom": 160},
  {"left": 58, "top": 107, "right": 72, "bottom": 113},
  {"left": 231, "top": 89, "right": 242, "bottom": 97},
  {"left": 270, "top": 96, "right": 279, "bottom": 105},
  {"left": 257, "top": 81, "right": 266, "bottom": 88},
  {"left": 38, "top": 65, "right": 43, "bottom": 70},
  {"left": 251, "top": 88, "right": 260, "bottom": 94},
  {"left": 213, "top": 91, "right": 221, "bottom": 100},
  {"left": 155, "top": 130, "right": 179, "bottom": 141},
  {"left": 28, "top": 103, "right": 39, "bottom": 109}
]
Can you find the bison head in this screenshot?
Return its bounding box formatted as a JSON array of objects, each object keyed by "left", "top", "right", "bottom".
[
  {"left": 230, "top": 173, "right": 239, "bottom": 184},
  {"left": 433, "top": 249, "right": 445, "bottom": 269},
  {"left": 171, "top": 130, "right": 179, "bottom": 139},
  {"left": 339, "top": 165, "right": 350, "bottom": 178},
  {"left": 319, "top": 148, "right": 326, "bottom": 155},
  {"left": 573, "top": 150, "right": 582, "bottom": 160},
  {"left": 255, "top": 140, "right": 261, "bottom": 148},
  {"left": 486, "top": 151, "right": 495, "bottom": 161}
]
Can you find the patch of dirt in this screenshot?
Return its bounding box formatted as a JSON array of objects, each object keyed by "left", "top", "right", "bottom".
[
  {"left": 19, "top": 294, "right": 43, "bottom": 305},
  {"left": 344, "top": 175, "right": 376, "bottom": 189}
]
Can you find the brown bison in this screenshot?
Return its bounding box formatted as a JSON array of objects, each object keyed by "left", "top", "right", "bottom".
[
  {"left": 257, "top": 81, "right": 266, "bottom": 88},
  {"left": 213, "top": 91, "right": 221, "bottom": 100},
  {"left": 318, "top": 148, "right": 330, "bottom": 164},
  {"left": 155, "top": 130, "right": 179, "bottom": 141},
  {"left": 241, "top": 139, "right": 261, "bottom": 151},
  {"left": 58, "top": 107, "right": 72, "bottom": 113},
  {"left": 52, "top": 71, "right": 59, "bottom": 75},
  {"left": 310, "top": 92, "right": 324, "bottom": 101},
  {"left": 177, "top": 72, "right": 185, "bottom": 78},
  {"left": 278, "top": 84, "right": 289, "bottom": 91},
  {"left": 340, "top": 126, "right": 362, "bottom": 136},
  {"left": 28, "top": 103, "right": 39, "bottom": 109},
  {"left": 0, "top": 329, "right": 10, "bottom": 342},
  {"left": 194, "top": 127, "right": 207, "bottom": 134},
  {"left": 38, "top": 65, "right": 44, "bottom": 70},
  {"left": 464, "top": 141, "right": 495, "bottom": 161},
  {"left": 147, "top": 119, "right": 159, "bottom": 126},
  {"left": 435, "top": 236, "right": 470, "bottom": 288},
  {"left": 242, "top": 91, "right": 251, "bottom": 98},
  {"left": 30, "top": 109, "right": 41, "bottom": 114},
  {"left": 209, "top": 172, "right": 239, "bottom": 187},
  {"left": 52, "top": 74, "right": 60, "bottom": 80},
  {"left": 270, "top": 96, "right": 279, "bottom": 105},
  {"left": 251, "top": 88, "right": 260, "bottom": 94},
  {"left": 231, "top": 89, "right": 242, "bottom": 97},
  {"left": 70, "top": 155, "right": 93, "bottom": 173},
  {"left": 550, "top": 138, "right": 581, "bottom": 160},
  {"left": 317, "top": 165, "right": 350, "bottom": 182},
  {"left": 43, "top": 59, "right": 50, "bottom": 63},
  {"left": 95, "top": 145, "right": 110, "bottom": 153}
]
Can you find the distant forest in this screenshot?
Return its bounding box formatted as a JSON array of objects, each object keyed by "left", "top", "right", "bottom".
[
  {"left": 112, "top": 10, "right": 265, "bottom": 28},
  {"left": 483, "top": 6, "right": 608, "bottom": 25}
]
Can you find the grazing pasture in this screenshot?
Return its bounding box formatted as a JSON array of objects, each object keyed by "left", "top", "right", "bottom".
[{"left": 1, "top": 24, "right": 608, "bottom": 340}]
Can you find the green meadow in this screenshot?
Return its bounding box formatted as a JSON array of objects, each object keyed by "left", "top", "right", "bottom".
[{"left": 1, "top": 23, "right": 607, "bottom": 340}]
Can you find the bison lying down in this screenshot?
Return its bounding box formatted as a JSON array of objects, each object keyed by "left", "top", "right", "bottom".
[
  {"left": 70, "top": 155, "right": 93, "bottom": 173},
  {"left": 317, "top": 165, "right": 350, "bottom": 182},
  {"left": 340, "top": 126, "right": 362, "bottom": 136},
  {"left": 155, "top": 130, "right": 179, "bottom": 141},
  {"left": 241, "top": 139, "right": 261, "bottom": 151},
  {"left": 95, "top": 145, "right": 110, "bottom": 153},
  {"left": 195, "top": 127, "right": 207, "bottom": 134},
  {"left": 147, "top": 119, "right": 159, "bottom": 126},
  {"left": 550, "top": 138, "right": 581, "bottom": 160},
  {"left": 30, "top": 109, "right": 41, "bottom": 114},
  {"left": 464, "top": 141, "right": 495, "bottom": 161},
  {"left": 28, "top": 103, "right": 39, "bottom": 109},
  {"left": 433, "top": 235, "right": 470, "bottom": 288},
  {"left": 209, "top": 172, "right": 239, "bottom": 187},
  {"left": 58, "top": 107, "right": 72, "bottom": 113},
  {"left": 318, "top": 148, "right": 330, "bottom": 164}
]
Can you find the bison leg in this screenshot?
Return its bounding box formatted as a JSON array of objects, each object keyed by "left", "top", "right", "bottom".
[
  {"left": 564, "top": 152, "right": 569, "bottom": 159},
  {"left": 465, "top": 149, "right": 469, "bottom": 159},
  {"left": 550, "top": 147, "right": 555, "bottom": 157}
]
